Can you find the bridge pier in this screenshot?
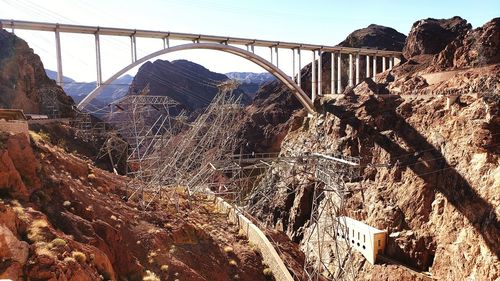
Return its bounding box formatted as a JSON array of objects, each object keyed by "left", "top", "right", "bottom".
[
  {"left": 366, "top": 55, "right": 370, "bottom": 78},
  {"left": 163, "top": 36, "right": 170, "bottom": 49},
  {"left": 389, "top": 56, "right": 394, "bottom": 69},
  {"left": 331, "top": 52, "right": 336, "bottom": 95},
  {"left": 372, "top": 55, "right": 377, "bottom": 78},
  {"left": 130, "top": 34, "right": 137, "bottom": 63},
  {"left": 355, "top": 53, "right": 360, "bottom": 85},
  {"left": 312, "top": 50, "right": 317, "bottom": 102},
  {"left": 269, "top": 47, "right": 273, "bottom": 65},
  {"left": 318, "top": 49, "right": 322, "bottom": 98},
  {"left": 55, "top": 28, "right": 63, "bottom": 86},
  {"left": 382, "top": 56, "right": 387, "bottom": 72},
  {"left": 94, "top": 33, "right": 102, "bottom": 86},
  {"left": 348, "top": 53, "right": 353, "bottom": 87},
  {"left": 337, "top": 53, "right": 342, "bottom": 94},
  {"left": 297, "top": 48, "right": 302, "bottom": 87},
  {"left": 275, "top": 46, "right": 279, "bottom": 67}
]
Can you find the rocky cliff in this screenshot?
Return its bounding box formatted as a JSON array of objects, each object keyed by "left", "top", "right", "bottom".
[
  {"left": 250, "top": 17, "right": 499, "bottom": 280},
  {"left": 0, "top": 131, "right": 285, "bottom": 280},
  {"left": 238, "top": 24, "right": 407, "bottom": 153},
  {"left": 0, "top": 30, "right": 74, "bottom": 117}
]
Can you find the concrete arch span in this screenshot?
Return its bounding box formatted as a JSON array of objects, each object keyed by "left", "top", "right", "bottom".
[{"left": 76, "top": 43, "right": 314, "bottom": 113}]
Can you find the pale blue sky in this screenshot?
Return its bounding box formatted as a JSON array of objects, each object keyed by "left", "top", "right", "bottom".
[{"left": 1, "top": 0, "right": 498, "bottom": 81}]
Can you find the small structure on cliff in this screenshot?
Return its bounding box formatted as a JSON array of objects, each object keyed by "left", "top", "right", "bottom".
[
  {"left": 337, "top": 216, "right": 387, "bottom": 264},
  {"left": 0, "top": 109, "right": 29, "bottom": 140}
]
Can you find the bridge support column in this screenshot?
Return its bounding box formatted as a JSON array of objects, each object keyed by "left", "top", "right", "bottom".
[
  {"left": 337, "top": 53, "right": 342, "bottom": 94},
  {"left": 355, "top": 53, "right": 360, "bottom": 85},
  {"left": 389, "top": 56, "right": 394, "bottom": 69},
  {"left": 131, "top": 34, "right": 137, "bottom": 63},
  {"left": 297, "top": 48, "right": 302, "bottom": 87},
  {"left": 55, "top": 28, "right": 63, "bottom": 86},
  {"left": 292, "top": 49, "right": 296, "bottom": 82},
  {"left": 312, "top": 50, "right": 317, "bottom": 102},
  {"left": 251, "top": 44, "right": 255, "bottom": 54},
  {"left": 348, "top": 53, "right": 353, "bottom": 87},
  {"left": 366, "top": 55, "right": 370, "bottom": 78},
  {"left": 163, "top": 36, "right": 170, "bottom": 49},
  {"left": 275, "top": 46, "right": 279, "bottom": 67},
  {"left": 270, "top": 47, "right": 273, "bottom": 65},
  {"left": 318, "top": 49, "right": 322, "bottom": 97},
  {"left": 94, "top": 33, "right": 102, "bottom": 87},
  {"left": 382, "top": 56, "right": 386, "bottom": 72},
  {"left": 372, "top": 55, "right": 377, "bottom": 78},
  {"left": 331, "top": 52, "right": 336, "bottom": 94}
]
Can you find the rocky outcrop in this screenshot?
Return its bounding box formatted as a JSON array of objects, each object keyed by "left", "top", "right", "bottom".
[
  {"left": 0, "top": 30, "right": 74, "bottom": 116},
  {"left": 238, "top": 23, "right": 406, "bottom": 153},
  {"left": 403, "top": 17, "right": 472, "bottom": 58},
  {"left": 435, "top": 17, "right": 500, "bottom": 69},
  {"left": 0, "top": 130, "right": 279, "bottom": 280},
  {"left": 245, "top": 15, "right": 499, "bottom": 280},
  {"left": 339, "top": 24, "right": 407, "bottom": 51},
  {"left": 253, "top": 42, "right": 499, "bottom": 281}
]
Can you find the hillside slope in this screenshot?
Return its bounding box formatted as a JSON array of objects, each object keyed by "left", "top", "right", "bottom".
[
  {"left": 130, "top": 59, "right": 251, "bottom": 111},
  {"left": 238, "top": 23, "right": 407, "bottom": 153},
  {"left": 0, "top": 131, "right": 276, "bottom": 280},
  {"left": 250, "top": 17, "right": 499, "bottom": 280},
  {"left": 0, "top": 30, "right": 74, "bottom": 117}
]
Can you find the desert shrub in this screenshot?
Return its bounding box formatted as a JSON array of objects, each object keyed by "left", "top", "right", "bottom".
[
  {"left": 229, "top": 259, "right": 238, "bottom": 266},
  {"left": 71, "top": 251, "right": 87, "bottom": 263},
  {"left": 223, "top": 246, "right": 234, "bottom": 254},
  {"left": 63, "top": 256, "right": 76, "bottom": 263},
  {"left": 143, "top": 270, "right": 160, "bottom": 281},
  {"left": 27, "top": 219, "right": 49, "bottom": 242},
  {"left": 30, "top": 130, "right": 50, "bottom": 143},
  {"left": 50, "top": 238, "right": 67, "bottom": 247},
  {"left": 34, "top": 242, "right": 55, "bottom": 258},
  {"left": 263, "top": 267, "right": 273, "bottom": 276},
  {"left": 160, "top": 265, "right": 169, "bottom": 272}
]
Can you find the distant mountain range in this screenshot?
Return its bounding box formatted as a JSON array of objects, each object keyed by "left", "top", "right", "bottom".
[
  {"left": 129, "top": 59, "right": 252, "bottom": 111},
  {"left": 46, "top": 63, "right": 275, "bottom": 113},
  {"left": 45, "top": 70, "right": 133, "bottom": 107},
  {"left": 225, "top": 72, "right": 275, "bottom": 97}
]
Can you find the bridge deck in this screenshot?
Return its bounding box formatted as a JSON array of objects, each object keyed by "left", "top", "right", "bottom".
[{"left": 0, "top": 19, "right": 402, "bottom": 56}]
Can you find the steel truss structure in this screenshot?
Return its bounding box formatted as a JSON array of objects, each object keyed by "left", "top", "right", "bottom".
[
  {"left": 207, "top": 151, "right": 361, "bottom": 281},
  {"left": 69, "top": 81, "right": 361, "bottom": 280}
]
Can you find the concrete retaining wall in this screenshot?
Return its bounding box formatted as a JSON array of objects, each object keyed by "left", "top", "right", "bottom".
[
  {"left": 0, "top": 120, "right": 29, "bottom": 141},
  {"left": 214, "top": 197, "right": 294, "bottom": 281}
]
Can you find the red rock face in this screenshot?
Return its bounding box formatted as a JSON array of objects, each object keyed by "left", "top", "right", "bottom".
[
  {"left": 0, "top": 131, "right": 286, "bottom": 280},
  {"left": 238, "top": 24, "right": 406, "bottom": 154},
  {"left": 435, "top": 17, "right": 500, "bottom": 69},
  {"left": 403, "top": 16, "right": 472, "bottom": 59},
  {"left": 0, "top": 134, "right": 35, "bottom": 201},
  {"left": 0, "top": 29, "right": 74, "bottom": 116}
]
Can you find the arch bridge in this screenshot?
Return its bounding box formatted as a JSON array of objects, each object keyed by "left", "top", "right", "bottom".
[{"left": 0, "top": 19, "right": 402, "bottom": 113}]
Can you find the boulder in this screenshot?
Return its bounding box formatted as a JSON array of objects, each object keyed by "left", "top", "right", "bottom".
[{"left": 0, "top": 225, "right": 29, "bottom": 280}]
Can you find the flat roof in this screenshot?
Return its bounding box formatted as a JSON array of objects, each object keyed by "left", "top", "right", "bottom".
[{"left": 338, "top": 216, "right": 387, "bottom": 234}]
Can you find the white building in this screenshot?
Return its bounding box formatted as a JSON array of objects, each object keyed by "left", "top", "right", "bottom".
[{"left": 336, "top": 216, "right": 387, "bottom": 264}]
